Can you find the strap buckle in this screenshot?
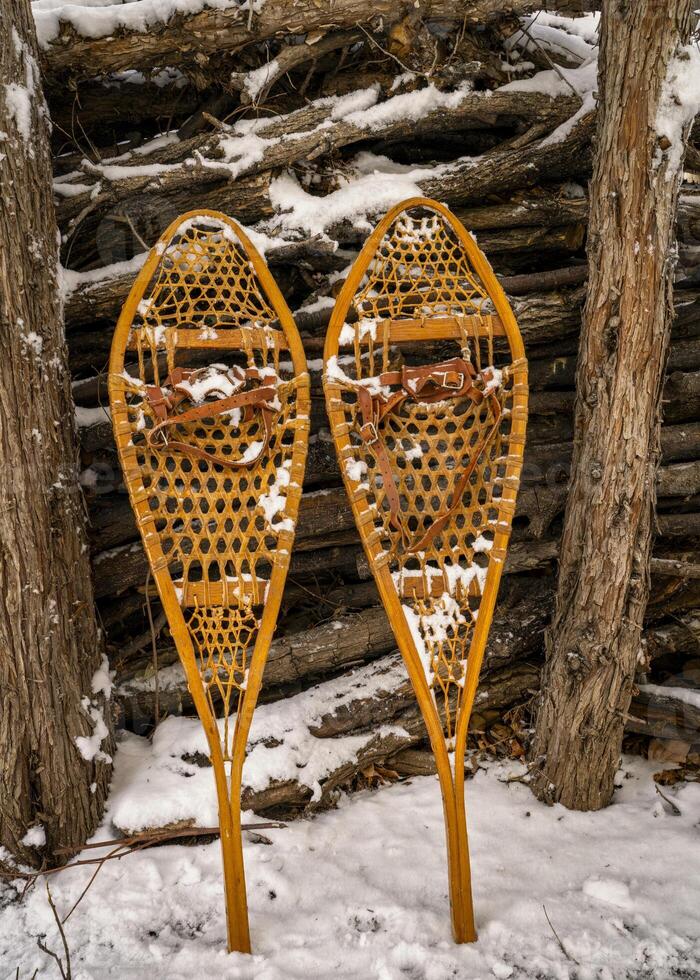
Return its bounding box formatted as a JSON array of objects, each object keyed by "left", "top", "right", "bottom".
[
  {"left": 433, "top": 371, "right": 464, "bottom": 391},
  {"left": 360, "top": 420, "right": 379, "bottom": 445}
]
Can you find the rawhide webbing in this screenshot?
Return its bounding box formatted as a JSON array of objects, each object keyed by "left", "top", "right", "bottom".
[
  {"left": 354, "top": 356, "right": 503, "bottom": 553},
  {"left": 144, "top": 364, "right": 276, "bottom": 469}
]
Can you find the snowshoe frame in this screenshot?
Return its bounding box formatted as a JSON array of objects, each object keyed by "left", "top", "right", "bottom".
[
  {"left": 109, "top": 210, "right": 310, "bottom": 953},
  {"left": 323, "top": 197, "right": 528, "bottom": 942}
]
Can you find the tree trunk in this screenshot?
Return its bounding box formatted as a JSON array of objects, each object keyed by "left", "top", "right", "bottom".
[
  {"left": 0, "top": 0, "right": 113, "bottom": 867},
  {"left": 530, "top": 0, "right": 695, "bottom": 810}
]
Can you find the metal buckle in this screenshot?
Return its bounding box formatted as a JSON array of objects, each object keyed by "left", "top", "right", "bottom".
[
  {"left": 360, "top": 421, "right": 379, "bottom": 444},
  {"left": 434, "top": 371, "right": 464, "bottom": 391}
]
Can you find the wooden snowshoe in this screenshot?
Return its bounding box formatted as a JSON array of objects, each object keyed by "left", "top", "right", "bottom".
[
  {"left": 109, "top": 210, "right": 310, "bottom": 953},
  {"left": 323, "top": 198, "right": 528, "bottom": 943}
]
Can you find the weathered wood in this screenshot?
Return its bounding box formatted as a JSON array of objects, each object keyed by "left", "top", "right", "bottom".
[
  {"left": 116, "top": 577, "right": 554, "bottom": 726},
  {"left": 0, "top": 0, "right": 112, "bottom": 869},
  {"left": 650, "top": 557, "right": 700, "bottom": 580},
  {"left": 628, "top": 684, "right": 700, "bottom": 742},
  {"left": 39, "top": 0, "right": 594, "bottom": 81},
  {"left": 56, "top": 88, "right": 581, "bottom": 253},
  {"left": 229, "top": 30, "right": 364, "bottom": 106},
  {"left": 48, "top": 75, "right": 200, "bottom": 153},
  {"left": 530, "top": 0, "right": 696, "bottom": 811},
  {"left": 453, "top": 193, "right": 589, "bottom": 232},
  {"left": 421, "top": 110, "right": 595, "bottom": 207}
]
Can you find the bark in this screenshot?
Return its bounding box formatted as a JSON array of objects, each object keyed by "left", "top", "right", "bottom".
[
  {"left": 55, "top": 88, "right": 580, "bottom": 255},
  {"left": 627, "top": 685, "right": 700, "bottom": 742},
  {"left": 39, "top": 0, "right": 596, "bottom": 82},
  {"left": 530, "top": 0, "right": 695, "bottom": 810},
  {"left": 0, "top": 0, "right": 112, "bottom": 868}
]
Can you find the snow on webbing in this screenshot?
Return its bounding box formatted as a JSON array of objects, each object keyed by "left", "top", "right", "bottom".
[{"left": 2, "top": 754, "right": 700, "bottom": 977}]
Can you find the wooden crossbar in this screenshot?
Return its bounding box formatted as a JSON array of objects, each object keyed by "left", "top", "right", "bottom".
[
  {"left": 174, "top": 578, "right": 267, "bottom": 607},
  {"left": 398, "top": 572, "right": 482, "bottom": 601},
  {"left": 126, "top": 326, "right": 289, "bottom": 351},
  {"left": 339, "top": 314, "right": 505, "bottom": 345}
]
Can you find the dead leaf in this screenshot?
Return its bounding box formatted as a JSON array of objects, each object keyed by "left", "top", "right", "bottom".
[{"left": 648, "top": 738, "right": 690, "bottom": 764}]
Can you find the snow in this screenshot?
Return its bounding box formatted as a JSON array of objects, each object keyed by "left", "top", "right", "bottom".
[
  {"left": 241, "top": 58, "right": 279, "bottom": 102},
  {"left": 177, "top": 366, "right": 241, "bottom": 403},
  {"left": 638, "top": 683, "right": 700, "bottom": 710},
  {"left": 269, "top": 166, "right": 432, "bottom": 238},
  {"left": 3, "top": 29, "right": 41, "bottom": 146},
  {"left": 110, "top": 656, "right": 409, "bottom": 831},
  {"left": 501, "top": 13, "right": 598, "bottom": 148},
  {"left": 91, "top": 653, "right": 114, "bottom": 700},
  {"left": 473, "top": 535, "right": 493, "bottom": 553},
  {"left": 295, "top": 294, "right": 335, "bottom": 317},
  {"left": 60, "top": 252, "right": 147, "bottom": 299},
  {"left": 75, "top": 404, "right": 110, "bottom": 427},
  {"left": 33, "top": 0, "right": 266, "bottom": 48},
  {"left": 238, "top": 440, "right": 264, "bottom": 465},
  {"left": 344, "top": 457, "right": 367, "bottom": 484},
  {"left": 4, "top": 82, "right": 33, "bottom": 143},
  {"left": 20, "top": 329, "right": 43, "bottom": 358},
  {"left": 500, "top": 60, "right": 596, "bottom": 101},
  {"left": 506, "top": 12, "right": 599, "bottom": 66},
  {"left": 74, "top": 657, "right": 113, "bottom": 764},
  {"left": 655, "top": 44, "right": 700, "bottom": 179},
  {"left": 20, "top": 825, "right": 46, "bottom": 849},
  {"left": 2, "top": 754, "right": 700, "bottom": 978},
  {"left": 339, "top": 81, "right": 474, "bottom": 131},
  {"left": 582, "top": 877, "right": 633, "bottom": 910},
  {"left": 258, "top": 459, "right": 294, "bottom": 533},
  {"left": 74, "top": 697, "right": 112, "bottom": 764},
  {"left": 217, "top": 128, "right": 271, "bottom": 181}
]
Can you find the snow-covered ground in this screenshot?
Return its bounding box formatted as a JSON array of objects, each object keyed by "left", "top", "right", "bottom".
[{"left": 2, "top": 749, "right": 699, "bottom": 979}]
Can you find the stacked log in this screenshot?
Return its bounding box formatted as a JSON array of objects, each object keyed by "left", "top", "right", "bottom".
[{"left": 40, "top": 0, "right": 700, "bottom": 806}]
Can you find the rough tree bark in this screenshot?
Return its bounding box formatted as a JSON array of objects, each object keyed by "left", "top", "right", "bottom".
[
  {"left": 530, "top": 0, "right": 696, "bottom": 810},
  {"left": 0, "top": 0, "right": 113, "bottom": 866}
]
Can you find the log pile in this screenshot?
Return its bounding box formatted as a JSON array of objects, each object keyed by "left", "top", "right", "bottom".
[{"left": 43, "top": 0, "right": 700, "bottom": 809}]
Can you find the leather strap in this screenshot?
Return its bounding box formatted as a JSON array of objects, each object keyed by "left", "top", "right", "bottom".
[
  {"left": 355, "top": 358, "right": 502, "bottom": 553},
  {"left": 144, "top": 365, "right": 276, "bottom": 470}
]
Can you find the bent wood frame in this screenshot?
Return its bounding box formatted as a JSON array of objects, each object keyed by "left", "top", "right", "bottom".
[
  {"left": 323, "top": 197, "right": 528, "bottom": 942},
  {"left": 109, "top": 210, "right": 310, "bottom": 953}
]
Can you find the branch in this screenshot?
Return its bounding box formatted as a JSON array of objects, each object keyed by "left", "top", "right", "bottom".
[
  {"left": 55, "top": 87, "right": 580, "bottom": 234},
  {"left": 230, "top": 30, "right": 363, "bottom": 105},
  {"left": 38, "top": 0, "right": 591, "bottom": 81}
]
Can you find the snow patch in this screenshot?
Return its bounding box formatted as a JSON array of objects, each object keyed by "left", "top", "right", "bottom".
[
  {"left": 583, "top": 876, "right": 633, "bottom": 909},
  {"left": 655, "top": 44, "right": 700, "bottom": 178},
  {"left": 75, "top": 697, "right": 112, "bottom": 764},
  {"left": 20, "top": 824, "right": 46, "bottom": 848}
]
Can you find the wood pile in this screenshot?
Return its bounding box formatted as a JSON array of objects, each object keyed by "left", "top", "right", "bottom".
[{"left": 43, "top": 0, "right": 700, "bottom": 809}]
